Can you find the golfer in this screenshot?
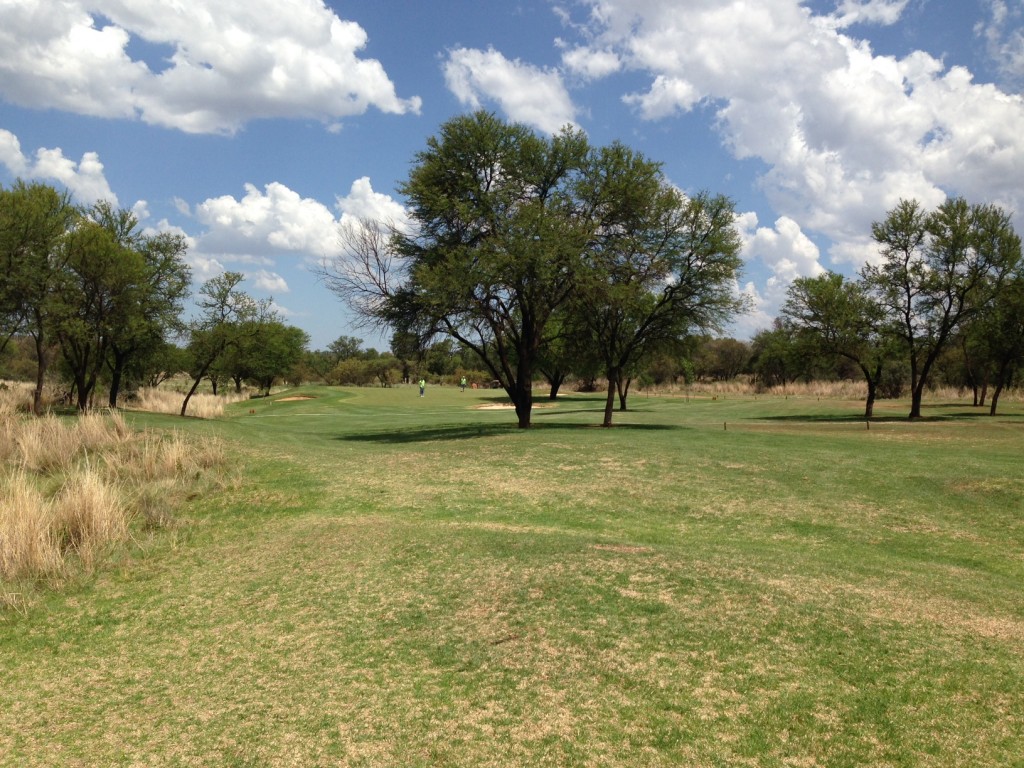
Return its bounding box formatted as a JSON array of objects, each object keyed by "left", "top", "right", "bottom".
[{"left": 418, "top": 378, "right": 426, "bottom": 397}]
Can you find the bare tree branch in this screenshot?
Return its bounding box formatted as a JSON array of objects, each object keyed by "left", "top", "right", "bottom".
[{"left": 314, "top": 217, "right": 406, "bottom": 329}]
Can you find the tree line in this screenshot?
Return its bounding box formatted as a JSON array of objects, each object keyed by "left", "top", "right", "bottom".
[
  {"left": 320, "top": 111, "right": 1023, "bottom": 425},
  {"left": 0, "top": 181, "right": 309, "bottom": 416},
  {"left": 6, "top": 113, "right": 1020, "bottom": 423}
]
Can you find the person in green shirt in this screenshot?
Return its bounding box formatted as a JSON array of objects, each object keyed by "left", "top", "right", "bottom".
[
  {"left": 418, "top": 378, "right": 426, "bottom": 397},
  {"left": 460, "top": 375, "right": 467, "bottom": 392}
]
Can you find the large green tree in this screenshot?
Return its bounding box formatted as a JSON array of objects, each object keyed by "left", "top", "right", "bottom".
[
  {"left": 56, "top": 218, "right": 146, "bottom": 410},
  {"left": 961, "top": 270, "right": 1024, "bottom": 415},
  {"left": 0, "top": 181, "right": 78, "bottom": 414},
  {"left": 323, "top": 112, "right": 593, "bottom": 427},
  {"left": 103, "top": 215, "right": 191, "bottom": 407},
  {"left": 864, "top": 198, "right": 1021, "bottom": 418},
  {"left": 568, "top": 141, "right": 744, "bottom": 425}
]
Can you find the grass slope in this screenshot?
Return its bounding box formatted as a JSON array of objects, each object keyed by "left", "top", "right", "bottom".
[{"left": 2, "top": 385, "right": 1022, "bottom": 766}]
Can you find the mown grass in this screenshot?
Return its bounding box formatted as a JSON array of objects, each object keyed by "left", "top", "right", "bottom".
[{"left": 2, "top": 383, "right": 1022, "bottom": 766}]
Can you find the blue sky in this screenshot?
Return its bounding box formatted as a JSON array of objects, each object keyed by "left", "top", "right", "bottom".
[{"left": 2, "top": 0, "right": 1023, "bottom": 351}]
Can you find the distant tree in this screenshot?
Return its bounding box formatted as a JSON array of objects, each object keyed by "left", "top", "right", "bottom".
[
  {"left": 367, "top": 354, "right": 402, "bottom": 387},
  {"left": 388, "top": 329, "right": 421, "bottom": 384},
  {"left": 864, "top": 198, "right": 1021, "bottom": 418},
  {"left": 223, "top": 320, "right": 309, "bottom": 394},
  {"left": 181, "top": 272, "right": 260, "bottom": 416},
  {"left": 693, "top": 336, "right": 751, "bottom": 381},
  {"left": 424, "top": 339, "right": 458, "bottom": 377},
  {"left": 750, "top": 321, "right": 801, "bottom": 390},
  {"left": 965, "top": 271, "right": 1024, "bottom": 415},
  {"left": 782, "top": 272, "right": 893, "bottom": 418},
  {"left": 136, "top": 339, "right": 190, "bottom": 389},
  {"left": 328, "top": 335, "right": 364, "bottom": 362}
]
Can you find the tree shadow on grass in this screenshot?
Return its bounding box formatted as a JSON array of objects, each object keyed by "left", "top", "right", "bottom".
[
  {"left": 758, "top": 410, "right": 1008, "bottom": 424},
  {"left": 337, "top": 420, "right": 683, "bottom": 444}
]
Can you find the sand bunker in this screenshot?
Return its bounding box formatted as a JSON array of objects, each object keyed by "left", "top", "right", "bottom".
[{"left": 276, "top": 396, "right": 315, "bottom": 402}]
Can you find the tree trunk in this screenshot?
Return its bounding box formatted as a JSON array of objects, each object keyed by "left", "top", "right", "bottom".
[
  {"left": 180, "top": 376, "right": 203, "bottom": 417},
  {"left": 512, "top": 366, "right": 533, "bottom": 428},
  {"left": 547, "top": 371, "right": 565, "bottom": 400},
  {"left": 602, "top": 370, "right": 618, "bottom": 427},
  {"left": 989, "top": 384, "right": 1003, "bottom": 416},
  {"left": 979, "top": 381, "right": 988, "bottom": 407},
  {"left": 75, "top": 376, "right": 93, "bottom": 412},
  {"left": 909, "top": 382, "right": 924, "bottom": 419},
  {"left": 32, "top": 330, "right": 48, "bottom": 416},
  {"left": 989, "top": 361, "right": 1013, "bottom": 416},
  {"left": 513, "top": 392, "right": 532, "bottom": 428},
  {"left": 616, "top": 376, "right": 631, "bottom": 411},
  {"left": 107, "top": 348, "right": 127, "bottom": 408},
  {"left": 863, "top": 363, "right": 879, "bottom": 419}
]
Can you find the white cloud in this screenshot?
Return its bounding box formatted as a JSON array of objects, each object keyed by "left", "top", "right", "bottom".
[
  {"left": 195, "top": 181, "right": 342, "bottom": 259},
  {"left": 0, "top": 129, "right": 117, "bottom": 204},
  {"left": 570, "top": 0, "right": 1024, "bottom": 265},
  {"left": 831, "top": 0, "right": 911, "bottom": 28},
  {"left": 729, "top": 280, "right": 774, "bottom": 338},
  {"left": 336, "top": 176, "right": 411, "bottom": 232},
  {"left": 0, "top": 0, "right": 420, "bottom": 134},
  {"left": 444, "top": 46, "right": 579, "bottom": 134},
  {"left": 189, "top": 176, "right": 407, "bottom": 273},
  {"left": 131, "top": 200, "right": 150, "bottom": 222},
  {"left": 561, "top": 46, "right": 622, "bottom": 79},
  {"left": 622, "top": 75, "right": 701, "bottom": 119},
  {"left": 737, "top": 212, "right": 826, "bottom": 318},
  {"left": 250, "top": 269, "right": 290, "bottom": 294}
]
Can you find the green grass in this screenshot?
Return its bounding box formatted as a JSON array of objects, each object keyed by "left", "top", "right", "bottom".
[{"left": 2, "top": 384, "right": 1023, "bottom": 766}]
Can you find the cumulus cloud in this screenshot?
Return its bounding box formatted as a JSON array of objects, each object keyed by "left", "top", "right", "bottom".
[
  {"left": 195, "top": 181, "right": 342, "bottom": 259},
  {"left": 568, "top": 0, "right": 1024, "bottom": 270},
  {"left": 190, "top": 176, "right": 407, "bottom": 268},
  {"left": 336, "top": 176, "right": 412, "bottom": 232},
  {"left": 444, "top": 46, "right": 579, "bottom": 134},
  {"left": 0, "top": 0, "right": 421, "bottom": 134},
  {"left": 736, "top": 211, "right": 826, "bottom": 321},
  {"left": 0, "top": 129, "right": 118, "bottom": 204}
]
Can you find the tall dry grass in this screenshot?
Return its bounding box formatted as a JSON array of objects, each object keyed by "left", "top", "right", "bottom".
[
  {"left": 1, "top": 404, "right": 224, "bottom": 599},
  {"left": 131, "top": 386, "right": 250, "bottom": 418},
  {"left": 644, "top": 378, "right": 1023, "bottom": 402}
]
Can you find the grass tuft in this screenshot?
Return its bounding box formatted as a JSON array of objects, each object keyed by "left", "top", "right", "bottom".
[
  {"left": 1, "top": 404, "right": 224, "bottom": 599},
  {"left": 0, "top": 470, "right": 60, "bottom": 580}
]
